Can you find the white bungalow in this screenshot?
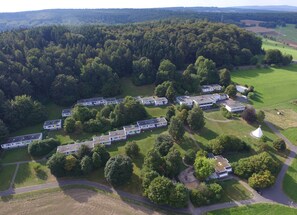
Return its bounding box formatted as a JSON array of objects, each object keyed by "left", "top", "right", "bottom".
[
  {"left": 176, "top": 96, "right": 193, "bottom": 107},
  {"left": 223, "top": 99, "right": 246, "bottom": 113},
  {"left": 57, "top": 141, "right": 94, "bottom": 155},
  {"left": 1, "top": 133, "right": 43, "bottom": 149},
  {"left": 109, "top": 130, "right": 127, "bottom": 142},
  {"left": 137, "top": 117, "right": 167, "bottom": 130},
  {"left": 236, "top": 85, "right": 248, "bottom": 94},
  {"left": 77, "top": 97, "right": 105, "bottom": 106},
  {"left": 43, "top": 119, "right": 62, "bottom": 130},
  {"left": 201, "top": 84, "right": 222, "bottom": 93},
  {"left": 62, "top": 108, "right": 72, "bottom": 117},
  {"left": 104, "top": 98, "right": 118, "bottom": 105},
  {"left": 192, "top": 95, "right": 215, "bottom": 109},
  {"left": 93, "top": 135, "right": 111, "bottom": 145},
  {"left": 123, "top": 125, "right": 141, "bottom": 136},
  {"left": 140, "top": 97, "right": 155, "bottom": 106},
  {"left": 209, "top": 155, "right": 233, "bottom": 179},
  {"left": 154, "top": 97, "right": 168, "bottom": 106}
]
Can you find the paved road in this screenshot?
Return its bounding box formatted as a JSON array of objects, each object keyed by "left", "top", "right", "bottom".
[{"left": 261, "top": 120, "right": 297, "bottom": 206}]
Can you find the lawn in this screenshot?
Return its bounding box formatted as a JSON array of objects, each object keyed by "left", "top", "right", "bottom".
[
  {"left": 204, "top": 110, "right": 228, "bottom": 121},
  {"left": 283, "top": 158, "right": 297, "bottom": 201},
  {"left": 120, "top": 78, "right": 155, "bottom": 97},
  {"left": 145, "top": 106, "right": 168, "bottom": 118},
  {"left": 0, "top": 164, "right": 16, "bottom": 191},
  {"left": 191, "top": 118, "right": 279, "bottom": 162},
  {"left": 207, "top": 203, "right": 297, "bottom": 215},
  {"left": 276, "top": 24, "right": 297, "bottom": 44},
  {"left": 14, "top": 161, "right": 56, "bottom": 188},
  {"left": 218, "top": 179, "right": 253, "bottom": 203},
  {"left": 281, "top": 127, "right": 297, "bottom": 146},
  {"left": 0, "top": 148, "right": 32, "bottom": 164},
  {"left": 232, "top": 64, "right": 297, "bottom": 111},
  {"left": 262, "top": 38, "right": 297, "bottom": 60}
]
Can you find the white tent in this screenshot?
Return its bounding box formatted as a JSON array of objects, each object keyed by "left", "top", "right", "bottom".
[{"left": 251, "top": 126, "right": 263, "bottom": 138}]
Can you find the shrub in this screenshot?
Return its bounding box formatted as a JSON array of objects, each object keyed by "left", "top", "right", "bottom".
[
  {"left": 220, "top": 107, "right": 232, "bottom": 119},
  {"left": 273, "top": 139, "right": 286, "bottom": 151},
  {"left": 184, "top": 149, "right": 196, "bottom": 165},
  {"left": 190, "top": 183, "right": 223, "bottom": 206},
  {"left": 209, "top": 135, "right": 249, "bottom": 154},
  {"left": 241, "top": 106, "right": 257, "bottom": 123},
  {"left": 233, "top": 152, "right": 279, "bottom": 179},
  {"left": 28, "top": 138, "right": 60, "bottom": 157},
  {"left": 104, "top": 155, "right": 133, "bottom": 186},
  {"left": 125, "top": 141, "right": 140, "bottom": 158},
  {"left": 248, "top": 170, "right": 275, "bottom": 189}
]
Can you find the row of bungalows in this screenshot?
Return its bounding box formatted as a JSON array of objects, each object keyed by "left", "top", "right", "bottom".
[
  {"left": 56, "top": 117, "right": 168, "bottom": 155},
  {"left": 62, "top": 97, "right": 168, "bottom": 117},
  {"left": 1, "top": 133, "right": 43, "bottom": 149},
  {"left": 201, "top": 84, "right": 223, "bottom": 93},
  {"left": 176, "top": 94, "right": 228, "bottom": 109}
]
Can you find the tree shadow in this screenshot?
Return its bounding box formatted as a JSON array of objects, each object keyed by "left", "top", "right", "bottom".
[
  {"left": 12, "top": 163, "right": 31, "bottom": 188},
  {"left": 198, "top": 127, "right": 219, "bottom": 141},
  {"left": 133, "top": 154, "right": 145, "bottom": 169}
]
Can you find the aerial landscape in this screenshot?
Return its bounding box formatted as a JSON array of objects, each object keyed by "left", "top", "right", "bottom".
[{"left": 1, "top": 0, "right": 297, "bottom": 214}]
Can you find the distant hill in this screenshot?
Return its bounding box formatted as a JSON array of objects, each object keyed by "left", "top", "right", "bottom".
[
  {"left": 233, "top": 5, "right": 297, "bottom": 12},
  {"left": 0, "top": 8, "right": 296, "bottom": 32}
]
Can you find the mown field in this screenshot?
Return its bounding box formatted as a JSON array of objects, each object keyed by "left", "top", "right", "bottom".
[
  {"left": 283, "top": 157, "right": 297, "bottom": 201},
  {"left": 207, "top": 203, "right": 297, "bottom": 215},
  {"left": 262, "top": 39, "right": 297, "bottom": 60},
  {"left": 276, "top": 24, "right": 297, "bottom": 44},
  {"left": 232, "top": 64, "right": 297, "bottom": 111},
  {"left": 0, "top": 188, "right": 163, "bottom": 215}
]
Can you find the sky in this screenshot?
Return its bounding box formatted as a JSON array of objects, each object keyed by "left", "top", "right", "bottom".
[{"left": 1, "top": 0, "right": 297, "bottom": 13}]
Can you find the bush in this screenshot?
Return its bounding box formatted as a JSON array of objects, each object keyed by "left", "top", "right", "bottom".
[
  {"left": 209, "top": 135, "right": 249, "bottom": 155},
  {"left": 28, "top": 138, "right": 60, "bottom": 157},
  {"left": 184, "top": 149, "right": 196, "bottom": 165},
  {"left": 241, "top": 106, "right": 257, "bottom": 123},
  {"left": 194, "top": 157, "right": 214, "bottom": 181},
  {"left": 125, "top": 142, "right": 140, "bottom": 158},
  {"left": 248, "top": 170, "right": 275, "bottom": 189},
  {"left": 233, "top": 152, "right": 279, "bottom": 179},
  {"left": 104, "top": 155, "right": 133, "bottom": 186},
  {"left": 154, "top": 134, "right": 174, "bottom": 156},
  {"left": 273, "top": 139, "right": 286, "bottom": 151},
  {"left": 190, "top": 183, "right": 223, "bottom": 206}
]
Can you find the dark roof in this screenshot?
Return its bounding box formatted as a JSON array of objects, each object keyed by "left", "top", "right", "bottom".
[
  {"left": 43, "top": 119, "right": 62, "bottom": 126},
  {"left": 5, "top": 133, "right": 42, "bottom": 144},
  {"left": 137, "top": 117, "right": 167, "bottom": 126}
]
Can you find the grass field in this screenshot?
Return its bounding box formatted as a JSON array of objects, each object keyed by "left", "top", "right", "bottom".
[
  {"left": 191, "top": 117, "right": 279, "bottom": 162},
  {"left": 204, "top": 110, "right": 228, "bottom": 121},
  {"left": 14, "top": 161, "right": 56, "bottom": 188},
  {"left": 283, "top": 158, "right": 297, "bottom": 201},
  {"left": 0, "top": 148, "right": 32, "bottom": 164},
  {"left": 0, "top": 165, "right": 16, "bottom": 191},
  {"left": 262, "top": 39, "right": 297, "bottom": 60},
  {"left": 281, "top": 128, "right": 297, "bottom": 146},
  {"left": 276, "top": 24, "right": 297, "bottom": 44},
  {"left": 218, "top": 179, "right": 253, "bottom": 202},
  {"left": 232, "top": 64, "right": 297, "bottom": 111},
  {"left": 120, "top": 78, "right": 155, "bottom": 97},
  {"left": 207, "top": 203, "right": 297, "bottom": 215}
]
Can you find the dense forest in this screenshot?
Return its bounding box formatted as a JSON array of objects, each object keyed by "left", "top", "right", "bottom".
[
  {"left": 0, "top": 20, "right": 262, "bottom": 140},
  {"left": 0, "top": 9, "right": 297, "bottom": 31}
]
